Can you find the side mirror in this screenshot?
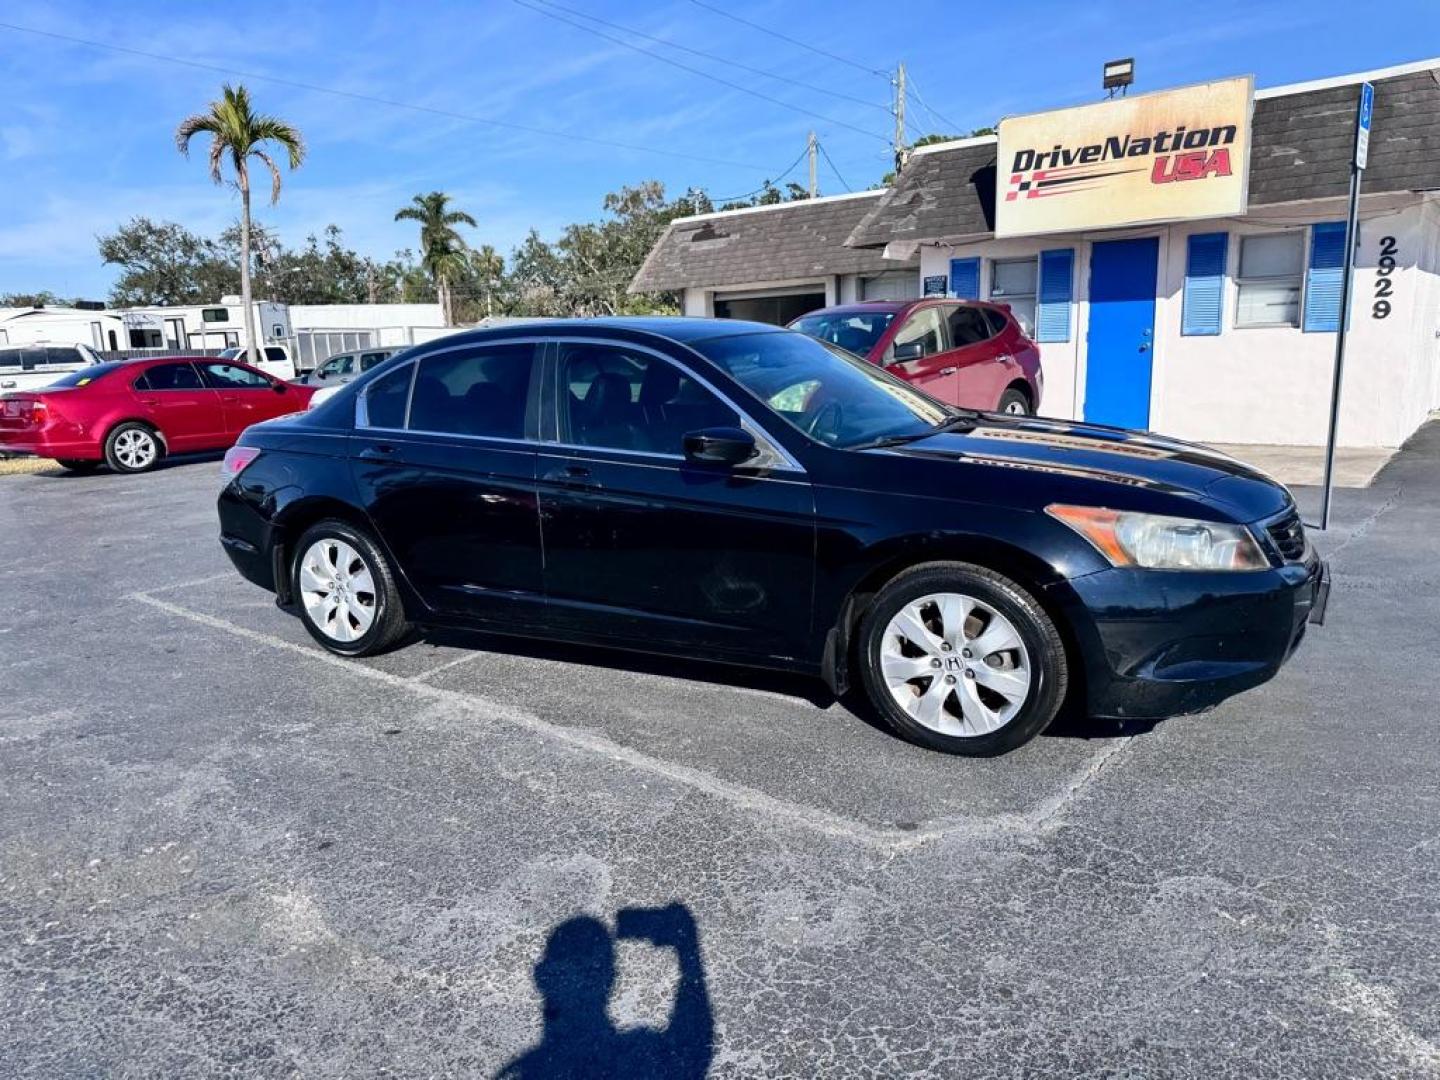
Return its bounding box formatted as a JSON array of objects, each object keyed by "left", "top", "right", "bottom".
[
  {"left": 892, "top": 341, "right": 924, "bottom": 362},
  {"left": 683, "top": 426, "right": 757, "bottom": 466},
  {"left": 272, "top": 381, "right": 287, "bottom": 394}
]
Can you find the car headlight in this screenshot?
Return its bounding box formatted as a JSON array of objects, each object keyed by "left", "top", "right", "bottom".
[{"left": 1046, "top": 504, "right": 1269, "bottom": 571}]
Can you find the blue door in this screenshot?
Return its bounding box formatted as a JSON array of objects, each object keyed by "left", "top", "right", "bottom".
[{"left": 1084, "top": 237, "right": 1159, "bottom": 429}]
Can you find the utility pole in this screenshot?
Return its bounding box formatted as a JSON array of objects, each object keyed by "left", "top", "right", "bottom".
[
  {"left": 807, "top": 131, "right": 818, "bottom": 197},
  {"left": 892, "top": 61, "right": 907, "bottom": 176}
]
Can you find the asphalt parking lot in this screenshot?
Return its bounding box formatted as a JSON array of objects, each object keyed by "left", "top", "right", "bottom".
[{"left": 2, "top": 425, "right": 1438, "bottom": 1078}]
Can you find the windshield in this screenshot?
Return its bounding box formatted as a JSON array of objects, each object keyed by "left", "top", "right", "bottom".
[
  {"left": 46, "top": 362, "right": 128, "bottom": 388},
  {"left": 693, "top": 330, "right": 950, "bottom": 449},
  {"left": 789, "top": 310, "right": 895, "bottom": 357}
]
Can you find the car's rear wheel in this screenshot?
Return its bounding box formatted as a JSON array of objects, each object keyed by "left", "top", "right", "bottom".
[
  {"left": 293, "top": 520, "right": 410, "bottom": 656},
  {"left": 857, "top": 562, "right": 1067, "bottom": 756},
  {"left": 997, "top": 387, "right": 1032, "bottom": 416},
  {"left": 103, "top": 423, "right": 162, "bottom": 473},
  {"left": 56, "top": 459, "right": 101, "bottom": 473}
]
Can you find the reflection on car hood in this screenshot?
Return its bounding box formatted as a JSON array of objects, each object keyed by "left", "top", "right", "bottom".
[{"left": 880, "top": 414, "right": 1292, "bottom": 521}]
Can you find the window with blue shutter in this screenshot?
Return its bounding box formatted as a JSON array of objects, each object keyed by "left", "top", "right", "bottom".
[
  {"left": 948, "top": 257, "right": 979, "bottom": 300},
  {"left": 1303, "top": 221, "right": 1348, "bottom": 333},
  {"left": 1182, "top": 232, "right": 1228, "bottom": 336},
  {"left": 1034, "top": 249, "right": 1074, "bottom": 342}
]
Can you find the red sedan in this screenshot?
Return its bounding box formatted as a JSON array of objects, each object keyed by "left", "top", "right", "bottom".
[
  {"left": 0, "top": 356, "right": 315, "bottom": 473},
  {"left": 789, "top": 299, "right": 1043, "bottom": 415}
]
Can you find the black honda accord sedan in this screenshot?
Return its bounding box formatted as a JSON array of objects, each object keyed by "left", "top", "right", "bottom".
[{"left": 217, "top": 318, "right": 1328, "bottom": 756}]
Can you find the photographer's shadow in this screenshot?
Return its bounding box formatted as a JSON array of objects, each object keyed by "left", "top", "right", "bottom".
[{"left": 497, "top": 903, "right": 713, "bottom": 1080}]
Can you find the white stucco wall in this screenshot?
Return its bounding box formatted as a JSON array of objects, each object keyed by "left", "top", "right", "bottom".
[{"left": 915, "top": 193, "right": 1439, "bottom": 447}]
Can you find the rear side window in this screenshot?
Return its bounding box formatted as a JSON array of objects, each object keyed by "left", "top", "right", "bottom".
[
  {"left": 983, "top": 309, "right": 1009, "bottom": 336},
  {"left": 0, "top": 351, "right": 19, "bottom": 369},
  {"left": 409, "top": 344, "right": 535, "bottom": 438},
  {"left": 137, "top": 362, "right": 203, "bottom": 391},
  {"left": 43, "top": 347, "right": 83, "bottom": 365},
  {"left": 359, "top": 351, "right": 390, "bottom": 371},
  {"left": 363, "top": 365, "right": 413, "bottom": 429},
  {"left": 946, "top": 305, "right": 994, "bottom": 347},
  {"left": 199, "top": 362, "right": 272, "bottom": 389}
]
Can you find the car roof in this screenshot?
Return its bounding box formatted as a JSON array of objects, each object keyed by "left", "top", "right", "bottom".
[{"left": 413, "top": 316, "right": 790, "bottom": 350}]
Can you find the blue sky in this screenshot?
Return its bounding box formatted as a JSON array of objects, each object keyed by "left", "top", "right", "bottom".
[{"left": 2, "top": 0, "right": 1437, "bottom": 298}]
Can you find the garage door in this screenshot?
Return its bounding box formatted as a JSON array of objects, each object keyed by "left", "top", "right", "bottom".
[
  {"left": 860, "top": 271, "right": 921, "bottom": 302},
  {"left": 713, "top": 290, "right": 825, "bottom": 325}
]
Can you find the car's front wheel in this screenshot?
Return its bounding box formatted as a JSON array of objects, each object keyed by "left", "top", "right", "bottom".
[
  {"left": 292, "top": 520, "right": 410, "bottom": 656},
  {"left": 997, "top": 387, "right": 1032, "bottom": 416},
  {"left": 104, "top": 423, "right": 163, "bottom": 473},
  {"left": 857, "top": 562, "right": 1067, "bottom": 756}
]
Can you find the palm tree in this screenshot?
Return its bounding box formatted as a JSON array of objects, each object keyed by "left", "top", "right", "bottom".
[
  {"left": 176, "top": 84, "right": 305, "bottom": 364},
  {"left": 395, "top": 192, "right": 477, "bottom": 326}
]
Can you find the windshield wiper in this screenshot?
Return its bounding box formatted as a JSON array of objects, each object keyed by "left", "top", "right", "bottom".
[{"left": 847, "top": 412, "right": 978, "bottom": 452}]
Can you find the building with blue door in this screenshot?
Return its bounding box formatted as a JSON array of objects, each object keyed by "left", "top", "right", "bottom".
[{"left": 635, "top": 58, "right": 1440, "bottom": 449}]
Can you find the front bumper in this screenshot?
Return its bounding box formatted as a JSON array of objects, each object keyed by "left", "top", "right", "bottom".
[{"left": 1050, "top": 556, "right": 1329, "bottom": 720}]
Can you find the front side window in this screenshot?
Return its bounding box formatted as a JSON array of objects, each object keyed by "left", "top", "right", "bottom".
[
  {"left": 989, "top": 259, "right": 1037, "bottom": 335},
  {"left": 560, "top": 344, "right": 736, "bottom": 455},
  {"left": 200, "top": 363, "right": 272, "bottom": 390},
  {"left": 0, "top": 350, "right": 19, "bottom": 369},
  {"left": 265, "top": 347, "right": 287, "bottom": 363},
  {"left": 697, "top": 331, "right": 949, "bottom": 449},
  {"left": 885, "top": 307, "right": 945, "bottom": 362},
  {"left": 945, "top": 304, "right": 994, "bottom": 347},
  {"left": 43, "top": 347, "right": 84, "bottom": 365},
  {"left": 138, "top": 362, "right": 203, "bottom": 391},
  {"left": 409, "top": 344, "right": 535, "bottom": 438},
  {"left": 1236, "top": 233, "right": 1303, "bottom": 327},
  {"left": 789, "top": 311, "right": 895, "bottom": 358},
  {"left": 322, "top": 355, "right": 355, "bottom": 376}
]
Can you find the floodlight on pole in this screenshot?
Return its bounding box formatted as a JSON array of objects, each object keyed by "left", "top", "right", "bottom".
[{"left": 1104, "top": 58, "right": 1134, "bottom": 97}]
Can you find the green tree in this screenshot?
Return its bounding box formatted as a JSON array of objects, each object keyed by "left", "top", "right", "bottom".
[
  {"left": 98, "top": 217, "right": 239, "bottom": 305},
  {"left": 176, "top": 83, "right": 305, "bottom": 362},
  {"left": 393, "top": 192, "right": 477, "bottom": 326},
  {"left": 1, "top": 290, "right": 68, "bottom": 308}
]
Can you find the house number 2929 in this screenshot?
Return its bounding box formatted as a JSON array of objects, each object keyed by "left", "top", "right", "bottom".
[{"left": 1373, "top": 235, "right": 1397, "bottom": 319}]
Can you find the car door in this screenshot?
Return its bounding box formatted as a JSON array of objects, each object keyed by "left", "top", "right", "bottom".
[
  {"left": 942, "top": 303, "right": 1007, "bottom": 409},
  {"left": 311, "top": 354, "right": 353, "bottom": 385},
  {"left": 881, "top": 305, "right": 958, "bottom": 405},
  {"left": 197, "top": 361, "right": 301, "bottom": 436},
  {"left": 536, "top": 338, "right": 814, "bottom": 660},
  {"left": 132, "top": 361, "right": 226, "bottom": 450},
  {"left": 350, "top": 341, "right": 546, "bottom": 624}
]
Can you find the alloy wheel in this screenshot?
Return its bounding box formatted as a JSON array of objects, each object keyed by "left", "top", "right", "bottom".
[
  {"left": 878, "top": 592, "right": 1032, "bottom": 736},
  {"left": 1004, "top": 399, "right": 1028, "bottom": 415},
  {"left": 299, "top": 538, "right": 377, "bottom": 643},
  {"left": 113, "top": 429, "right": 157, "bottom": 470}
]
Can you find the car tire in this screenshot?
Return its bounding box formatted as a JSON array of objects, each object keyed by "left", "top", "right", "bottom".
[
  {"left": 857, "top": 561, "right": 1067, "bottom": 756},
  {"left": 103, "top": 422, "right": 163, "bottom": 473},
  {"left": 55, "top": 459, "right": 101, "bottom": 473},
  {"left": 292, "top": 520, "right": 410, "bottom": 657},
  {"left": 997, "top": 388, "right": 1032, "bottom": 416}
]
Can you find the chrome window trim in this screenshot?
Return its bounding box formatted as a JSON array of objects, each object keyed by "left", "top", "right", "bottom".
[{"left": 356, "top": 333, "right": 807, "bottom": 475}]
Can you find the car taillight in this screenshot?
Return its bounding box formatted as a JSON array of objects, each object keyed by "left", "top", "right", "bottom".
[{"left": 221, "top": 445, "right": 261, "bottom": 480}]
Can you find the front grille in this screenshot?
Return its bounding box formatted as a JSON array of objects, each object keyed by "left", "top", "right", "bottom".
[{"left": 1266, "top": 509, "right": 1307, "bottom": 562}]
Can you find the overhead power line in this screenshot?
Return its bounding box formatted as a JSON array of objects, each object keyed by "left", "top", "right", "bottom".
[
  {"left": 524, "top": 0, "right": 887, "bottom": 114},
  {"left": 0, "top": 20, "right": 770, "bottom": 171},
  {"left": 685, "top": 0, "right": 889, "bottom": 79},
  {"left": 508, "top": 0, "right": 888, "bottom": 144},
  {"left": 816, "top": 140, "right": 853, "bottom": 193},
  {"left": 709, "top": 142, "right": 810, "bottom": 203},
  {"left": 905, "top": 78, "right": 964, "bottom": 137}
]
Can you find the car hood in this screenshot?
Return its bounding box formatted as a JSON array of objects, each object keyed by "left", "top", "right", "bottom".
[{"left": 879, "top": 414, "right": 1292, "bottom": 521}]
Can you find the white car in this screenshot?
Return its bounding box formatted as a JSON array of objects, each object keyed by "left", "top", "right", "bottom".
[
  {"left": 217, "top": 345, "right": 296, "bottom": 381},
  {"left": 0, "top": 342, "right": 106, "bottom": 393},
  {"left": 293, "top": 347, "right": 398, "bottom": 387}
]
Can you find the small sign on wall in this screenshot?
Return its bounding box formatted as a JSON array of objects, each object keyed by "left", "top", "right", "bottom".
[{"left": 923, "top": 275, "right": 947, "bottom": 296}]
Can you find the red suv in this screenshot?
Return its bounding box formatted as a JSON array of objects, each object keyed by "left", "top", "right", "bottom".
[
  {"left": 0, "top": 355, "right": 314, "bottom": 473},
  {"left": 788, "top": 299, "right": 1042, "bottom": 415}
]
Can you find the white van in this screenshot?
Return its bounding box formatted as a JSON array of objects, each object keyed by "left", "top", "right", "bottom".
[
  {"left": 0, "top": 342, "right": 106, "bottom": 392},
  {"left": 217, "top": 344, "right": 296, "bottom": 381}
]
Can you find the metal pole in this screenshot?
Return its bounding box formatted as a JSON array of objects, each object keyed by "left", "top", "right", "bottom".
[
  {"left": 1318, "top": 163, "right": 1362, "bottom": 530},
  {"left": 807, "top": 131, "right": 817, "bottom": 198},
  {"left": 892, "top": 62, "right": 906, "bottom": 175}
]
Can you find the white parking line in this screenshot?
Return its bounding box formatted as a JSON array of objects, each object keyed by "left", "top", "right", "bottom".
[{"left": 129, "top": 589, "right": 1133, "bottom": 852}]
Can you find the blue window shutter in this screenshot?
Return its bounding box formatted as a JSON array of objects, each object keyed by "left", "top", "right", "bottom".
[
  {"left": 1035, "top": 249, "right": 1074, "bottom": 342},
  {"left": 949, "top": 257, "right": 979, "bottom": 300},
  {"left": 1303, "top": 222, "right": 1348, "bottom": 333},
  {"left": 1181, "top": 232, "right": 1228, "bottom": 336}
]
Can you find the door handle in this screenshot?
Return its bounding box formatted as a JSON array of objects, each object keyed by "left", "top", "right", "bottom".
[
  {"left": 139, "top": 397, "right": 160, "bottom": 406},
  {"left": 221, "top": 395, "right": 239, "bottom": 404},
  {"left": 358, "top": 443, "right": 398, "bottom": 461},
  {"left": 543, "top": 464, "right": 593, "bottom": 488},
  {"left": 939, "top": 367, "right": 957, "bottom": 376}
]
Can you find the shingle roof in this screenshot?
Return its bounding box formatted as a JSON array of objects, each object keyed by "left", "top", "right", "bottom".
[
  {"left": 629, "top": 192, "right": 913, "bottom": 293},
  {"left": 847, "top": 64, "right": 1440, "bottom": 247}
]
